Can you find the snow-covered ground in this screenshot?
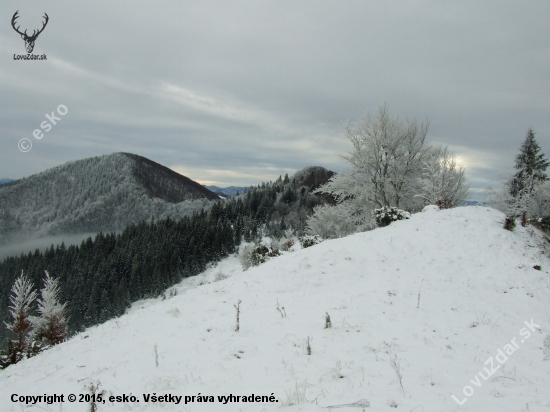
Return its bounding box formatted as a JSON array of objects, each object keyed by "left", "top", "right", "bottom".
[{"left": 1, "top": 206, "right": 549, "bottom": 411}]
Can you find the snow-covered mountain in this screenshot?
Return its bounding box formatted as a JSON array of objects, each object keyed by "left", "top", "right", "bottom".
[
  {"left": 1, "top": 206, "right": 549, "bottom": 411},
  {"left": 291, "top": 166, "right": 335, "bottom": 190},
  {"left": 0, "top": 153, "right": 219, "bottom": 245}
]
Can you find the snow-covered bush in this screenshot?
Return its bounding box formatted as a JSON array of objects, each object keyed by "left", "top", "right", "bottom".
[
  {"left": 422, "top": 205, "right": 440, "bottom": 213},
  {"left": 238, "top": 243, "right": 255, "bottom": 270},
  {"left": 0, "top": 348, "right": 9, "bottom": 370},
  {"left": 372, "top": 207, "right": 410, "bottom": 228},
  {"left": 249, "top": 244, "right": 280, "bottom": 267},
  {"left": 299, "top": 235, "right": 323, "bottom": 248},
  {"left": 306, "top": 203, "right": 359, "bottom": 239},
  {"left": 239, "top": 242, "right": 280, "bottom": 270},
  {"left": 504, "top": 215, "right": 516, "bottom": 231},
  {"left": 280, "top": 228, "right": 297, "bottom": 251},
  {"left": 533, "top": 216, "right": 550, "bottom": 233},
  {"left": 435, "top": 197, "right": 454, "bottom": 210}
]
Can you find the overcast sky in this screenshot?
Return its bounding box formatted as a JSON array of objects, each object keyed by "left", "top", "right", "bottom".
[{"left": 1, "top": 1, "right": 549, "bottom": 200}]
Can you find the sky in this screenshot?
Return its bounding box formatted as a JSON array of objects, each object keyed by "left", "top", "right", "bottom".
[{"left": 1, "top": 1, "right": 549, "bottom": 201}]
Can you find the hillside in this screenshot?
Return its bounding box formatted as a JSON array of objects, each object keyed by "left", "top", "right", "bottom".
[
  {"left": 0, "top": 153, "right": 218, "bottom": 245},
  {"left": 1, "top": 206, "right": 549, "bottom": 411}
]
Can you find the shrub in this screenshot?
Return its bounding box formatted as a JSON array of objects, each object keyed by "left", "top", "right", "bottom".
[
  {"left": 372, "top": 207, "right": 411, "bottom": 228},
  {"left": 532, "top": 216, "right": 550, "bottom": 233},
  {"left": 280, "top": 237, "right": 295, "bottom": 251},
  {"left": 521, "top": 211, "right": 528, "bottom": 227},
  {"left": 0, "top": 349, "right": 9, "bottom": 370},
  {"left": 240, "top": 242, "right": 281, "bottom": 269},
  {"left": 504, "top": 215, "right": 516, "bottom": 231},
  {"left": 435, "top": 197, "right": 453, "bottom": 210},
  {"left": 299, "top": 235, "right": 323, "bottom": 248},
  {"left": 306, "top": 203, "right": 359, "bottom": 239}
]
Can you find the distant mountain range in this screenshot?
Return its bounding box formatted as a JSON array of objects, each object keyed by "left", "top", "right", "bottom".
[
  {"left": 204, "top": 185, "right": 250, "bottom": 197},
  {"left": 459, "top": 200, "right": 492, "bottom": 206},
  {"left": 205, "top": 166, "right": 335, "bottom": 197},
  {"left": 0, "top": 153, "right": 219, "bottom": 245},
  {"left": 0, "top": 179, "right": 13, "bottom": 185}
]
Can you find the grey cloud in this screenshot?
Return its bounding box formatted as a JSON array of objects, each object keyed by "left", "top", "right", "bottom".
[{"left": 1, "top": 1, "right": 549, "bottom": 199}]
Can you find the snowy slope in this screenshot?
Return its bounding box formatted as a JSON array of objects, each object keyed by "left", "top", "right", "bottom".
[{"left": 1, "top": 207, "right": 549, "bottom": 411}]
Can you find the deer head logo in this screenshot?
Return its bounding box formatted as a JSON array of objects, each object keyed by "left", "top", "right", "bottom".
[{"left": 11, "top": 11, "right": 49, "bottom": 54}]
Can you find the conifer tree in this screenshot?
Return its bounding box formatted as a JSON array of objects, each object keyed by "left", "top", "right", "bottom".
[
  {"left": 4, "top": 272, "right": 37, "bottom": 364},
  {"left": 29, "top": 271, "right": 68, "bottom": 346},
  {"left": 509, "top": 128, "right": 549, "bottom": 198}
]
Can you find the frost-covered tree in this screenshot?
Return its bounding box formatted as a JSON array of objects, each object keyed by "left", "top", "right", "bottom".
[
  {"left": 509, "top": 128, "right": 549, "bottom": 198},
  {"left": 490, "top": 129, "right": 550, "bottom": 222},
  {"left": 505, "top": 176, "right": 550, "bottom": 221},
  {"left": 4, "top": 272, "right": 37, "bottom": 364},
  {"left": 29, "top": 271, "right": 68, "bottom": 346},
  {"left": 306, "top": 203, "right": 365, "bottom": 239},
  {"left": 317, "top": 104, "right": 430, "bottom": 212},
  {"left": 528, "top": 180, "right": 550, "bottom": 220},
  {"left": 416, "top": 146, "right": 469, "bottom": 208}
]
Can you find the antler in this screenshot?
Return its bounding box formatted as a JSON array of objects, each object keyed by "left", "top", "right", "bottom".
[
  {"left": 29, "top": 13, "right": 49, "bottom": 40},
  {"left": 11, "top": 11, "right": 26, "bottom": 37},
  {"left": 11, "top": 11, "right": 49, "bottom": 40}
]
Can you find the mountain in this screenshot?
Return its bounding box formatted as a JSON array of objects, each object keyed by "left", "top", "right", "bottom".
[
  {"left": 459, "top": 200, "right": 494, "bottom": 206},
  {"left": 205, "top": 185, "right": 250, "bottom": 197},
  {"left": 0, "top": 153, "right": 219, "bottom": 245},
  {"left": 291, "top": 166, "right": 335, "bottom": 190},
  {"left": 204, "top": 165, "right": 335, "bottom": 197},
  {"left": 0, "top": 179, "right": 13, "bottom": 185},
  {"left": 1, "top": 206, "right": 548, "bottom": 410}
]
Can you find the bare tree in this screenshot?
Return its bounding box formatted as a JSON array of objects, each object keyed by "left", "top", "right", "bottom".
[
  {"left": 417, "top": 146, "right": 469, "bottom": 208},
  {"left": 317, "top": 104, "right": 430, "bottom": 212}
]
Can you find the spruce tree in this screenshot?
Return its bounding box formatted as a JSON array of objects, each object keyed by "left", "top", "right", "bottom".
[
  {"left": 509, "top": 128, "right": 549, "bottom": 198},
  {"left": 29, "top": 271, "right": 68, "bottom": 346},
  {"left": 4, "top": 272, "right": 37, "bottom": 364}
]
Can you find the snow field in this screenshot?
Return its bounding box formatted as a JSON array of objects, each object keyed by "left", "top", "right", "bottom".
[{"left": 1, "top": 206, "right": 549, "bottom": 411}]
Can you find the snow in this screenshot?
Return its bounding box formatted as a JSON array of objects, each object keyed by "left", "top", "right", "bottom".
[{"left": 1, "top": 206, "right": 549, "bottom": 411}]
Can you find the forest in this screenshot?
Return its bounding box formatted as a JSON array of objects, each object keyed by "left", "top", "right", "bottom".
[{"left": 0, "top": 171, "right": 332, "bottom": 345}]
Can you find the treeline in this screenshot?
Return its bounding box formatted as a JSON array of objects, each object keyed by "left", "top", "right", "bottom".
[{"left": 0, "top": 172, "right": 331, "bottom": 345}]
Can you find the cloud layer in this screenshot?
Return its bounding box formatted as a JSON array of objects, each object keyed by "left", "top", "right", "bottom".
[{"left": 1, "top": 1, "right": 549, "bottom": 200}]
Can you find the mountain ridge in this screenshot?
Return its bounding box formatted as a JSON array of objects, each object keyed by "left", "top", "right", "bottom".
[{"left": 0, "top": 152, "right": 218, "bottom": 245}]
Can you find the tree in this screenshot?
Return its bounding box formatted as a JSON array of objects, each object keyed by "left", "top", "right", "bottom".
[
  {"left": 317, "top": 104, "right": 430, "bottom": 211},
  {"left": 416, "top": 146, "right": 469, "bottom": 208},
  {"left": 4, "top": 272, "right": 37, "bottom": 364},
  {"left": 306, "top": 203, "right": 363, "bottom": 239},
  {"left": 509, "top": 128, "right": 549, "bottom": 198},
  {"left": 29, "top": 271, "right": 68, "bottom": 346},
  {"left": 314, "top": 105, "right": 432, "bottom": 234}
]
